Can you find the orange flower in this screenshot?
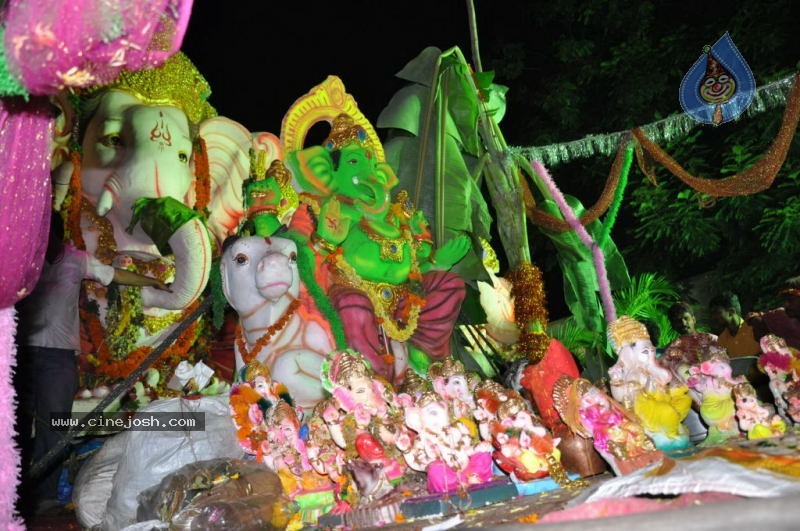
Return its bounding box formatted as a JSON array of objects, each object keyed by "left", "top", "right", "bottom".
[
  {"left": 193, "top": 137, "right": 211, "bottom": 215},
  {"left": 82, "top": 301, "right": 201, "bottom": 380},
  {"left": 64, "top": 150, "right": 85, "bottom": 249}
]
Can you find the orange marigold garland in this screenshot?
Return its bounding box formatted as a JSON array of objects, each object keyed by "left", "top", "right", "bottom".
[
  {"left": 83, "top": 300, "right": 202, "bottom": 380},
  {"left": 235, "top": 298, "right": 302, "bottom": 364},
  {"left": 63, "top": 150, "right": 86, "bottom": 249},
  {"left": 193, "top": 137, "right": 211, "bottom": 216},
  {"left": 229, "top": 384, "right": 265, "bottom": 444},
  {"left": 508, "top": 261, "right": 551, "bottom": 363}
]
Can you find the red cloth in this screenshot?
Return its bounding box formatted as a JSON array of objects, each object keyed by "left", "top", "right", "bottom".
[
  {"left": 761, "top": 309, "right": 800, "bottom": 350},
  {"left": 521, "top": 338, "right": 580, "bottom": 429},
  {"left": 329, "top": 270, "right": 465, "bottom": 380}
]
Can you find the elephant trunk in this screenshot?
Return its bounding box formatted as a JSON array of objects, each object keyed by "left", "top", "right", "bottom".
[{"left": 141, "top": 218, "right": 211, "bottom": 310}]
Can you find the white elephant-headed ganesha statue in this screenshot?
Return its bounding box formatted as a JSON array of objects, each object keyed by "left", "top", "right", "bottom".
[
  {"left": 51, "top": 52, "right": 281, "bottom": 382},
  {"left": 607, "top": 315, "right": 692, "bottom": 452},
  {"left": 220, "top": 234, "right": 337, "bottom": 408}
]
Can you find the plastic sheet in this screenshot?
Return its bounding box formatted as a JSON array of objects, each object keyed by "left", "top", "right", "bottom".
[
  {"left": 73, "top": 432, "right": 129, "bottom": 529},
  {"left": 137, "top": 458, "right": 296, "bottom": 530},
  {"left": 101, "top": 396, "right": 243, "bottom": 530}
]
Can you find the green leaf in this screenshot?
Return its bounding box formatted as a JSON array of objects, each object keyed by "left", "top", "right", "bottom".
[
  {"left": 394, "top": 46, "right": 443, "bottom": 86},
  {"left": 376, "top": 85, "right": 426, "bottom": 136},
  {"left": 383, "top": 133, "right": 492, "bottom": 281}
]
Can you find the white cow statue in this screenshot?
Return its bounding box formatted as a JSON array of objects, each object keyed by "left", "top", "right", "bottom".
[{"left": 220, "top": 235, "right": 335, "bottom": 408}]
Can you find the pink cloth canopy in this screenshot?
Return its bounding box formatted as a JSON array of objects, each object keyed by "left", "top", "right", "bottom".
[{"left": 0, "top": 2, "right": 195, "bottom": 526}]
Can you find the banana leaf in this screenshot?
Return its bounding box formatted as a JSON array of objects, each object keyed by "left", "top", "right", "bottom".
[
  {"left": 537, "top": 195, "right": 631, "bottom": 336},
  {"left": 377, "top": 47, "right": 507, "bottom": 282}
]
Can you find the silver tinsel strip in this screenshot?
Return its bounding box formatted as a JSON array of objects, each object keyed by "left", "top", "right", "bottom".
[{"left": 508, "top": 74, "right": 795, "bottom": 166}]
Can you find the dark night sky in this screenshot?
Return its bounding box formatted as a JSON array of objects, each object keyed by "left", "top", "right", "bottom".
[{"left": 181, "top": 0, "right": 480, "bottom": 138}]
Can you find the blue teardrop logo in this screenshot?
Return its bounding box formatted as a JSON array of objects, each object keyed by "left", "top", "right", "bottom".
[{"left": 679, "top": 32, "right": 755, "bottom": 125}]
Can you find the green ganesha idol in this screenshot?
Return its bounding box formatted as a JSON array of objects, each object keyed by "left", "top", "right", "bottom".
[
  {"left": 243, "top": 149, "right": 299, "bottom": 236},
  {"left": 285, "top": 105, "right": 469, "bottom": 384}
]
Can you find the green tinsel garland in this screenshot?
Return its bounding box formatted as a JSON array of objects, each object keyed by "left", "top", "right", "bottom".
[
  {"left": 0, "top": 27, "right": 28, "bottom": 98},
  {"left": 508, "top": 74, "right": 795, "bottom": 166},
  {"left": 281, "top": 230, "right": 348, "bottom": 350},
  {"left": 207, "top": 258, "right": 226, "bottom": 332},
  {"left": 598, "top": 142, "right": 634, "bottom": 248}
]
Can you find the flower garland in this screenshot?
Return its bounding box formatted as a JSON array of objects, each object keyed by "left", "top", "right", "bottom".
[
  {"left": 229, "top": 383, "right": 268, "bottom": 451},
  {"left": 63, "top": 150, "right": 85, "bottom": 249},
  {"left": 236, "top": 298, "right": 302, "bottom": 365},
  {"left": 193, "top": 136, "right": 211, "bottom": 216},
  {"left": 105, "top": 286, "right": 143, "bottom": 360},
  {"left": 83, "top": 300, "right": 201, "bottom": 380}
]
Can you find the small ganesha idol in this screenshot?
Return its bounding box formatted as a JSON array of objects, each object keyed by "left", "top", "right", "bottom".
[
  {"left": 732, "top": 382, "right": 786, "bottom": 440},
  {"left": 687, "top": 355, "right": 745, "bottom": 446},
  {"left": 428, "top": 357, "right": 479, "bottom": 420},
  {"left": 607, "top": 316, "right": 691, "bottom": 451},
  {"left": 400, "top": 390, "right": 494, "bottom": 493},
  {"left": 758, "top": 334, "right": 799, "bottom": 420},
  {"left": 229, "top": 360, "right": 294, "bottom": 457},
  {"left": 477, "top": 385, "right": 581, "bottom": 488},
  {"left": 320, "top": 349, "right": 409, "bottom": 494},
  {"left": 553, "top": 376, "right": 664, "bottom": 476}
]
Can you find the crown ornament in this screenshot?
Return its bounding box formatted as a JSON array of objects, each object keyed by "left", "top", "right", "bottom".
[
  {"left": 84, "top": 52, "right": 216, "bottom": 124},
  {"left": 607, "top": 315, "right": 651, "bottom": 353},
  {"left": 324, "top": 113, "right": 372, "bottom": 151}
]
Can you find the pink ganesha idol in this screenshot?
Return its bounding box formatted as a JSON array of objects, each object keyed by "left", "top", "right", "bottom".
[
  {"left": 427, "top": 357, "right": 480, "bottom": 420},
  {"left": 319, "top": 349, "right": 409, "bottom": 496},
  {"left": 758, "top": 334, "right": 800, "bottom": 421},
  {"left": 553, "top": 376, "right": 665, "bottom": 476},
  {"left": 229, "top": 360, "right": 294, "bottom": 458},
  {"left": 732, "top": 382, "right": 786, "bottom": 440},
  {"left": 472, "top": 380, "right": 582, "bottom": 489},
  {"left": 686, "top": 355, "right": 745, "bottom": 446},
  {"left": 400, "top": 390, "right": 494, "bottom": 493}
]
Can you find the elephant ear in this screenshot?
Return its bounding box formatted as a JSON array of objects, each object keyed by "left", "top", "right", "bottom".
[
  {"left": 198, "top": 116, "right": 253, "bottom": 248},
  {"left": 252, "top": 131, "right": 282, "bottom": 164},
  {"left": 49, "top": 92, "right": 76, "bottom": 170},
  {"left": 285, "top": 145, "right": 334, "bottom": 196},
  {"left": 376, "top": 161, "right": 399, "bottom": 190}
]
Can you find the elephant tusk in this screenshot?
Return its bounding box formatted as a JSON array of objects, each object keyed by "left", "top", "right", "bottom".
[
  {"left": 97, "top": 188, "right": 115, "bottom": 216},
  {"left": 97, "top": 175, "right": 121, "bottom": 216}
]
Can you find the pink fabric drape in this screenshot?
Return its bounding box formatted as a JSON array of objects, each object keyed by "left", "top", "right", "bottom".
[
  {"left": 4, "top": 0, "right": 194, "bottom": 95},
  {"left": 0, "top": 1, "right": 195, "bottom": 524},
  {"left": 0, "top": 97, "right": 53, "bottom": 308}
]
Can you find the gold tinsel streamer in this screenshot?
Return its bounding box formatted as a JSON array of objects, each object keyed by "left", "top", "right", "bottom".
[
  {"left": 524, "top": 135, "right": 629, "bottom": 233},
  {"left": 631, "top": 73, "right": 800, "bottom": 197},
  {"left": 508, "top": 261, "right": 550, "bottom": 362}
]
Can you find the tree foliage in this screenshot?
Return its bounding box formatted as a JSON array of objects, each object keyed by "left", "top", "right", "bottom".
[{"left": 480, "top": 0, "right": 800, "bottom": 318}]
